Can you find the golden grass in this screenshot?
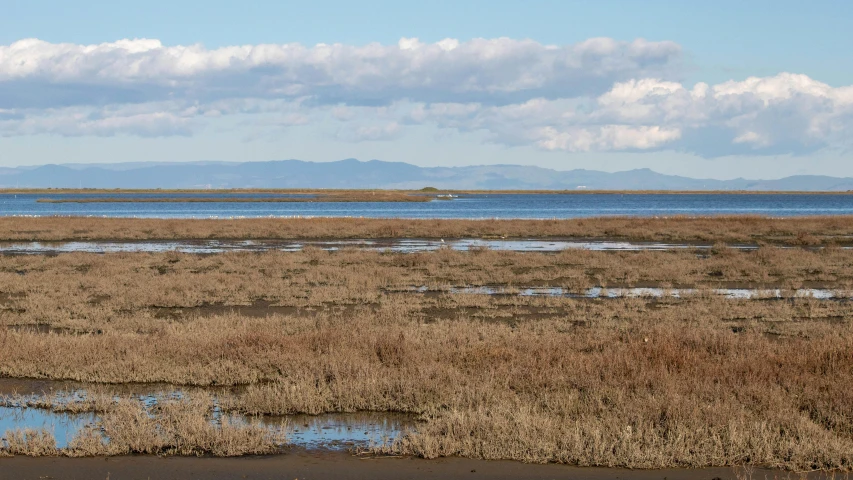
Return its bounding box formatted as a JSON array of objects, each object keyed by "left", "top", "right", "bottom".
[
  {"left": 2, "top": 216, "right": 853, "bottom": 245},
  {"left": 0, "top": 243, "right": 852, "bottom": 468},
  {"left": 2, "top": 429, "right": 58, "bottom": 456},
  {"left": 2, "top": 247, "right": 853, "bottom": 329},
  {"left": 67, "top": 395, "right": 285, "bottom": 457}
]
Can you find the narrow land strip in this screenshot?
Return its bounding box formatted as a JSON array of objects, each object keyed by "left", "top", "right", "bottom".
[
  {"left": 2, "top": 216, "right": 853, "bottom": 244},
  {"left": 35, "top": 192, "right": 432, "bottom": 203}
]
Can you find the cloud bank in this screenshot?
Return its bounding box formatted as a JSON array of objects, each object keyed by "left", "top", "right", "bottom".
[
  {"left": 0, "top": 37, "right": 679, "bottom": 107},
  {"left": 1, "top": 37, "right": 851, "bottom": 157},
  {"left": 408, "top": 74, "right": 853, "bottom": 155}
]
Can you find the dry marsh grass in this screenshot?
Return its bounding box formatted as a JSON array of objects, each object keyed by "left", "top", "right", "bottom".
[
  {"left": 0, "top": 247, "right": 852, "bottom": 469},
  {"left": 2, "top": 247, "right": 853, "bottom": 323},
  {"left": 1, "top": 429, "right": 58, "bottom": 456},
  {"left": 67, "top": 395, "right": 285, "bottom": 457},
  {"left": 2, "top": 216, "right": 853, "bottom": 244}
]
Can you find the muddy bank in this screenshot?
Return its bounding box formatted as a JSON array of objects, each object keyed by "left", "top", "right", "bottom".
[
  {"left": 0, "top": 377, "right": 231, "bottom": 398},
  {"left": 0, "top": 452, "right": 756, "bottom": 480}
]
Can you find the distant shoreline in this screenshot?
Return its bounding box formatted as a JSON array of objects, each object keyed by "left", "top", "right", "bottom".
[
  {"left": 34, "top": 192, "right": 433, "bottom": 203},
  {"left": 4, "top": 188, "right": 853, "bottom": 195}
]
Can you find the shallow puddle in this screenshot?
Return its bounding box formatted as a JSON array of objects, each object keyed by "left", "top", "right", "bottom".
[
  {"left": 257, "top": 412, "right": 413, "bottom": 449},
  {"left": 0, "top": 238, "right": 732, "bottom": 254},
  {"left": 0, "top": 379, "right": 409, "bottom": 451},
  {"left": 0, "top": 406, "right": 96, "bottom": 449},
  {"left": 0, "top": 406, "right": 407, "bottom": 451},
  {"left": 412, "top": 285, "right": 848, "bottom": 299}
]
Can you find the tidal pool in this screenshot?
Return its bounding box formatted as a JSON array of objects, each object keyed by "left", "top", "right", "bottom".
[
  {"left": 404, "top": 285, "right": 848, "bottom": 299},
  {"left": 0, "top": 379, "right": 410, "bottom": 452}
]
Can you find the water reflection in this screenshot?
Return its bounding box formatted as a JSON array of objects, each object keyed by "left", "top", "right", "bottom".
[
  {"left": 0, "top": 406, "right": 96, "bottom": 449},
  {"left": 0, "top": 379, "right": 410, "bottom": 451},
  {"left": 0, "top": 238, "right": 727, "bottom": 255},
  {"left": 420, "top": 285, "right": 847, "bottom": 299}
]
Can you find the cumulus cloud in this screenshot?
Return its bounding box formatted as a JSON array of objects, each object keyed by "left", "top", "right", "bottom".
[
  {"left": 1, "top": 37, "right": 852, "bottom": 157},
  {"left": 588, "top": 73, "right": 853, "bottom": 155},
  {"left": 399, "top": 73, "right": 853, "bottom": 155},
  {"left": 0, "top": 37, "right": 681, "bottom": 108},
  {"left": 534, "top": 125, "right": 682, "bottom": 152}
]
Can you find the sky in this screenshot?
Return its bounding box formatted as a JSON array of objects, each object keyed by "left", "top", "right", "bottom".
[{"left": 1, "top": 0, "right": 852, "bottom": 179}]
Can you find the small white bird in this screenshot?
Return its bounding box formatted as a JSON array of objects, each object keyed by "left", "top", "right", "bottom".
[{"left": 440, "top": 238, "right": 445, "bottom": 243}]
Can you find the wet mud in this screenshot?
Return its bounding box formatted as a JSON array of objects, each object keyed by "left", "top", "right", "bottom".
[{"left": 0, "top": 451, "right": 775, "bottom": 480}]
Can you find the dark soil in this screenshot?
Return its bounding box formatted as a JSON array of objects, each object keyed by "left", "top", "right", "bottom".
[{"left": 0, "top": 451, "right": 756, "bottom": 480}]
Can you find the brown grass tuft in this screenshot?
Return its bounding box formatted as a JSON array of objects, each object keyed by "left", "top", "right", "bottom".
[
  {"left": 2, "top": 429, "right": 58, "bottom": 456},
  {"left": 65, "top": 395, "right": 285, "bottom": 457}
]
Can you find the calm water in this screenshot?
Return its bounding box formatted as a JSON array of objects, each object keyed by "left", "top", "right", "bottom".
[
  {"left": 0, "top": 376, "right": 409, "bottom": 450},
  {"left": 0, "top": 405, "right": 406, "bottom": 450},
  {"left": 3, "top": 193, "right": 853, "bottom": 218}
]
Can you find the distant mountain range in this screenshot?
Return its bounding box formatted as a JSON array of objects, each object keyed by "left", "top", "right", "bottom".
[{"left": 2, "top": 159, "right": 853, "bottom": 191}]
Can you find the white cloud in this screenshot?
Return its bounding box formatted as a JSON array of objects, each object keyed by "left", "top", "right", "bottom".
[
  {"left": 397, "top": 73, "right": 853, "bottom": 155},
  {"left": 0, "top": 37, "right": 681, "bottom": 108},
  {"left": 0, "top": 103, "right": 196, "bottom": 137},
  {"left": 534, "top": 125, "right": 682, "bottom": 152},
  {"left": 1, "top": 37, "right": 852, "bottom": 157},
  {"left": 587, "top": 74, "right": 853, "bottom": 154},
  {"left": 336, "top": 122, "right": 402, "bottom": 142}
]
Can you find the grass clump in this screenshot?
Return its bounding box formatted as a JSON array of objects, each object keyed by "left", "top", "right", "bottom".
[
  {"left": 66, "top": 395, "right": 285, "bottom": 457},
  {"left": 2, "top": 429, "right": 58, "bottom": 456}
]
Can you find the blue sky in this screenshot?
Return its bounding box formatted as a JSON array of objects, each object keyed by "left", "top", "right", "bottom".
[{"left": 1, "top": 0, "right": 852, "bottom": 179}]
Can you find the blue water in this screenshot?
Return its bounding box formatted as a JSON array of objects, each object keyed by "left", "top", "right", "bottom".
[
  {"left": 0, "top": 406, "right": 96, "bottom": 449},
  {"left": 3, "top": 193, "right": 853, "bottom": 219}
]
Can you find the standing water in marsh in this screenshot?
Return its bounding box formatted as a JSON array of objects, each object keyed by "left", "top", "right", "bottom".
[{"left": 0, "top": 379, "right": 412, "bottom": 452}]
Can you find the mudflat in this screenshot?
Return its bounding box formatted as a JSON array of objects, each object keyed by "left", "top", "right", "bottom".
[{"left": 0, "top": 451, "right": 748, "bottom": 480}]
